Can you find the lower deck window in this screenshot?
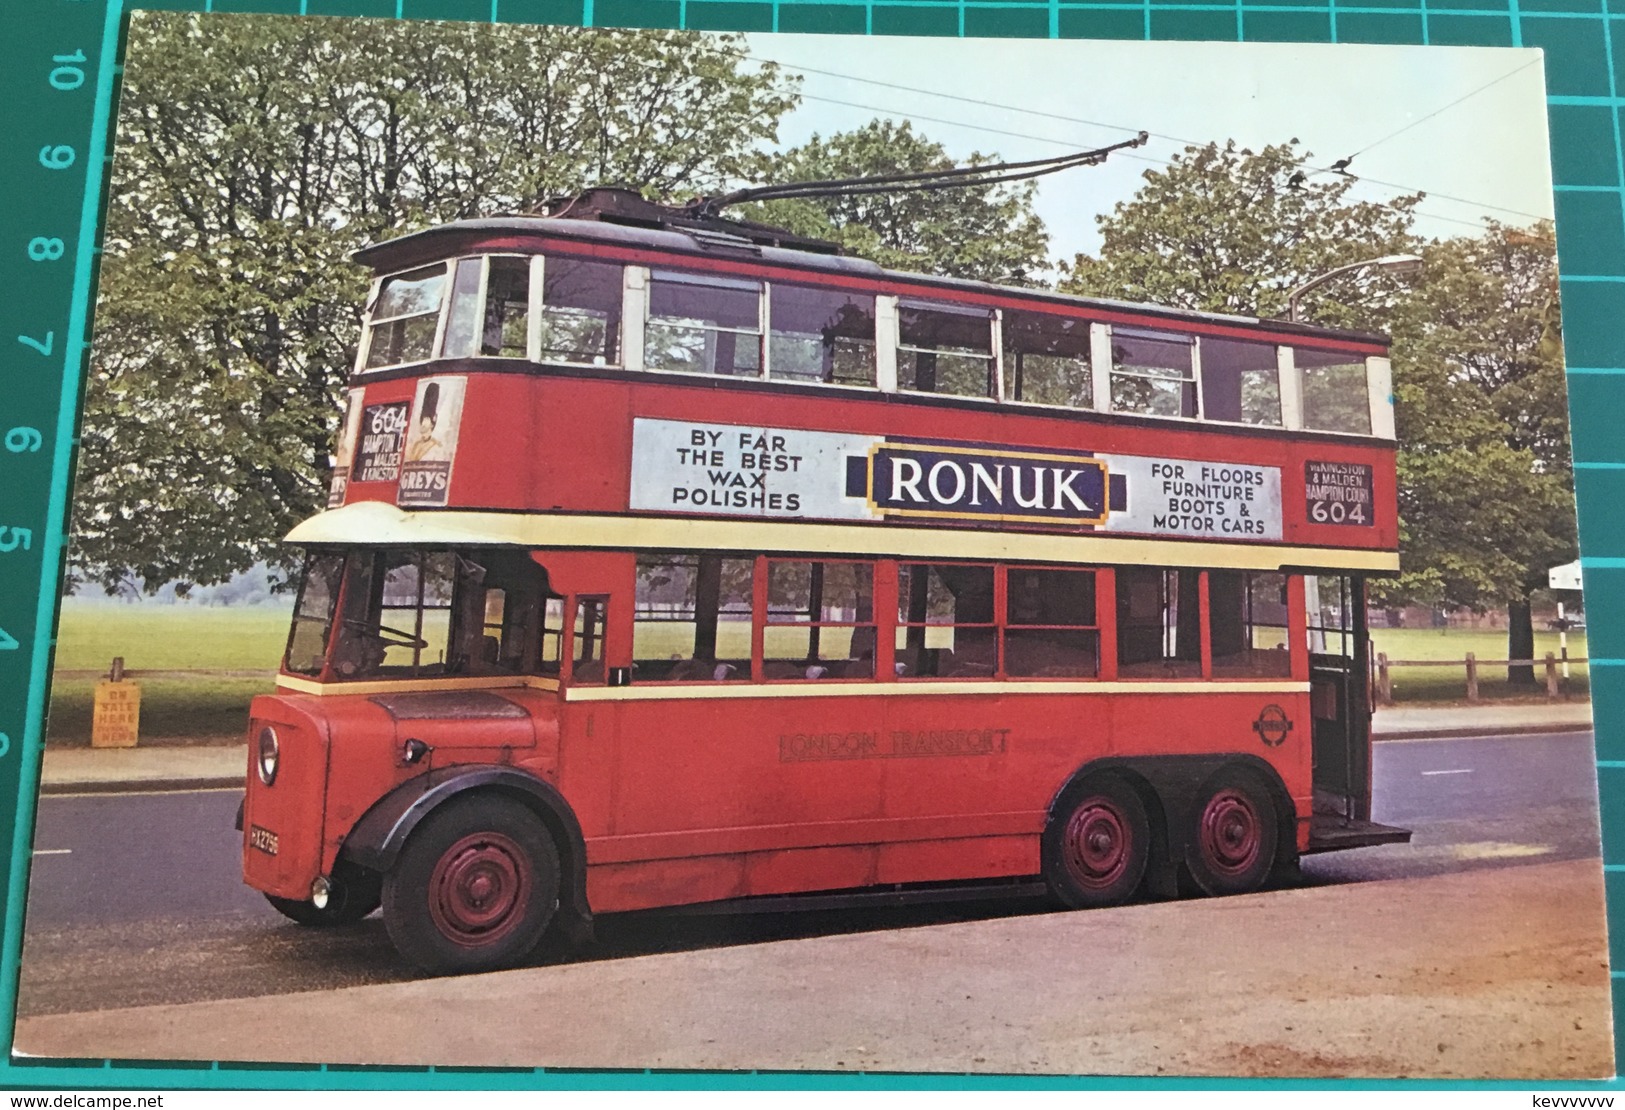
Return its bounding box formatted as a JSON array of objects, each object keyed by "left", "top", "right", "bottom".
[
  {"left": 896, "top": 563, "right": 996, "bottom": 678},
  {"left": 573, "top": 596, "right": 609, "bottom": 683},
  {"left": 292, "top": 549, "right": 1310, "bottom": 688},
  {"left": 285, "top": 552, "right": 346, "bottom": 676},
  {"left": 765, "top": 560, "right": 875, "bottom": 680},
  {"left": 1005, "top": 567, "right": 1099, "bottom": 678},
  {"left": 634, "top": 554, "right": 753, "bottom": 681},
  {"left": 1209, "top": 571, "right": 1291, "bottom": 677},
  {"left": 1117, "top": 566, "right": 1202, "bottom": 678}
]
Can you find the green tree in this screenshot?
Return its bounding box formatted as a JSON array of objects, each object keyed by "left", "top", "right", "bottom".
[
  {"left": 1383, "top": 223, "right": 1573, "bottom": 680},
  {"left": 744, "top": 119, "right": 1050, "bottom": 285},
  {"left": 75, "top": 12, "right": 799, "bottom": 593},
  {"left": 1067, "top": 141, "right": 1572, "bottom": 670},
  {"left": 1060, "top": 139, "right": 1423, "bottom": 318}
]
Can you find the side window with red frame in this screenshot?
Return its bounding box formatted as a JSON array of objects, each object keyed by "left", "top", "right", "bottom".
[
  {"left": 1209, "top": 571, "right": 1291, "bottom": 678},
  {"left": 764, "top": 560, "right": 875, "bottom": 680},
  {"left": 1004, "top": 567, "right": 1100, "bottom": 678},
  {"left": 633, "top": 554, "right": 753, "bottom": 682},
  {"left": 572, "top": 595, "right": 609, "bottom": 684},
  {"left": 896, "top": 563, "right": 996, "bottom": 679},
  {"left": 540, "top": 597, "right": 566, "bottom": 677},
  {"left": 1117, "top": 566, "right": 1202, "bottom": 678}
]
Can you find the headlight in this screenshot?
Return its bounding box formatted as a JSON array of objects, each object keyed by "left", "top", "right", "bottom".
[{"left": 257, "top": 725, "right": 280, "bottom": 786}]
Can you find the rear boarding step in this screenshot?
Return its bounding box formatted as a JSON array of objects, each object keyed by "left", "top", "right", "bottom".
[{"left": 1305, "top": 814, "right": 1412, "bottom": 854}]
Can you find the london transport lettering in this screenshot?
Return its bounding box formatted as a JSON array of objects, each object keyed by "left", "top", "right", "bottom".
[
  {"left": 629, "top": 417, "right": 1284, "bottom": 540},
  {"left": 1304, "top": 460, "right": 1375, "bottom": 527},
  {"left": 778, "top": 727, "right": 1014, "bottom": 762}
]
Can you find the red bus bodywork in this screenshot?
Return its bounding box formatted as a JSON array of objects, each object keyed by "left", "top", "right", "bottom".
[{"left": 240, "top": 205, "right": 1404, "bottom": 972}]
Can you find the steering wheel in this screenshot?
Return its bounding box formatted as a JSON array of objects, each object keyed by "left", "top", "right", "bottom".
[{"left": 344, "top": 619, "right": 429, "bottom": 650}]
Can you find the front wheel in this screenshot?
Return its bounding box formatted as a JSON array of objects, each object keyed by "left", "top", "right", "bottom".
[
  {"left": 383, "top": 795, "right": 560, "bottom": 974},
  {"left": 1185, "top": 767, "right": 1278, "bottom": 897},
  {"left": 1042, "top": 775, "right": 1151, "bottom": 909}
]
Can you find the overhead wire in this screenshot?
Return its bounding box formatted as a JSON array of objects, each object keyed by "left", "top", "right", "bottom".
[
  {"left": 788, "top": 89, "right": 1503, "bottom": 234},
  {"left": 576, "top": 32, "right": 1546, "bottom": 237},
  {"left": 1346, "top": 56, "right": 1545, "bottom": 161},
  {"left": 727, "top": 39, "right": 1550, "bottom": 227}
]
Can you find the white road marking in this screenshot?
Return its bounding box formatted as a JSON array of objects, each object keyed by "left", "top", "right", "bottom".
[
  {"left": 31, "top": 848, "right": 71, "bottom": 856},
  {"left": 45, "top": 786, "right": 243, "bottom": 799},
  {"left": 1421, "top": 768, "right": 1474, "bottom": 776},
  {"left": 1378, "top": 729, "right": 1592, "bottom": 745}
]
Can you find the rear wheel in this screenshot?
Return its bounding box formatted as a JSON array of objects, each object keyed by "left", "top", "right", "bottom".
[
  {"left": 383, "top": 796, "right": 560, "bottom": 974},
  {"left": 1186, "top": 767, "right": 1278, "bottom": 896},
  {"left": 1043, "top": 775, "right": 1151, "bottom": 909},
  {"left": 264, "top": 866, "right": 381, "bottom": 927}
]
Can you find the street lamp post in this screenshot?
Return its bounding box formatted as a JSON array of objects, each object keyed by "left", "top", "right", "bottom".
[{"left": 1286, "top": 253, "right": 1424, "bottom": 323}]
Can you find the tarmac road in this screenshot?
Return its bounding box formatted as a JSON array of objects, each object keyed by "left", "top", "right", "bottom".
[{"left": 16, "top": 729, "right": 1603, "bottom": 1018}]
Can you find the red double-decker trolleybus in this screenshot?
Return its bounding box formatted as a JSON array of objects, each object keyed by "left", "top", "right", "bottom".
[{"left": 240, "top": 190, "right": 1409, "bottom": 973}]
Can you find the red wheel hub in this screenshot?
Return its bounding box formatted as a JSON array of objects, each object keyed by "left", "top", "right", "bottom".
[
  {"left": 1199, "top": 789, "right": 1262, "bottom": 876},
  {"left": 428, "top": 831, "right": 531, "bottom": 948},
  {"left": 1062, "top": 798, "right": 1131, "bottom": 890}
]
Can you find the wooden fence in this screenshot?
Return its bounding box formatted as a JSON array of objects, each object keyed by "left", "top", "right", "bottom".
[{"left": 1372, "top": 651, "right": 1587, "bottom": 705}]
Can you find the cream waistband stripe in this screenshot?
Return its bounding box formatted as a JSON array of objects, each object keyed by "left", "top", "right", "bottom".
[{"left": 287, "top": 503, "right": 1398, "bottom": 573}]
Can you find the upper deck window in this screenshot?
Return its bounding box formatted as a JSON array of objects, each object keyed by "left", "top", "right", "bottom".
[
  {"left": 768, "top": 284, "right": 876, "bottom": 386},
  {"left": 646, "top": 271, "right": 762, "bottom": 377},
  {"left": 441, "top": 256, "right": 529, "bottom": 360},
  {"left": 1003, "top": 310, "right": 1092, "bottom": 409},
  {"left": 1296, "top": 349, "right": 1372, "bottom": 435},
  {"left": 1110, "top": 329, "right": 1197, "bottom": 419},
  {"left": 480, "top": 256, "right": 530, "bottom": 358},
  {"left": 898, "top": 302, "right": 996, "bottom": 399},
  {"left": 540, "top": 257, "right": 622, "bottom": 366},
  {"left": 440, "top": 259, "right": 484, "bottom": 359},
  {"left": 1200, "top": 338, "right": 1281, "bottom": 426},
  {"left": 363, "top": 264, "right": 447, "bottom": 370}
]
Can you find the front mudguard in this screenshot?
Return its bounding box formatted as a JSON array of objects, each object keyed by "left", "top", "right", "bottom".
[{"left": 339, "top": 765, "right": 593, "bottom": 945}]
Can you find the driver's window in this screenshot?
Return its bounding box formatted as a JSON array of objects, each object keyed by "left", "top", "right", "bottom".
[
  {"left": 572, "top": 596, "right": 609, "bottom": 684},
  {"left": 540, "top": 597, "right": 565, "bottom": 676}
]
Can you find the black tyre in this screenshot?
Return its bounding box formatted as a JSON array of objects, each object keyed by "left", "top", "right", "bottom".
[
  {"left": 264, "top": 866, "right": 381, "bottom": 926},
  {"left": 1185, "top": 767, "right": 1278, "bottom": 897},
  {"left": 382, "top": 795, "right": 560, "bottom": 974},
  {"left": 1042, "top": 775, "right": 1151, "bottom": 909}
]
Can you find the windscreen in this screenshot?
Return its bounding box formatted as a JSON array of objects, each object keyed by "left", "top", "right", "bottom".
[{"left": 285, "top": 548, "right": 552, "bottom": 680}]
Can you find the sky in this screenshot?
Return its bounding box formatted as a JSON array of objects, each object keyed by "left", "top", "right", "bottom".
[{"left": 739, "top": 35, "right": 1554, "bottom": 265}]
